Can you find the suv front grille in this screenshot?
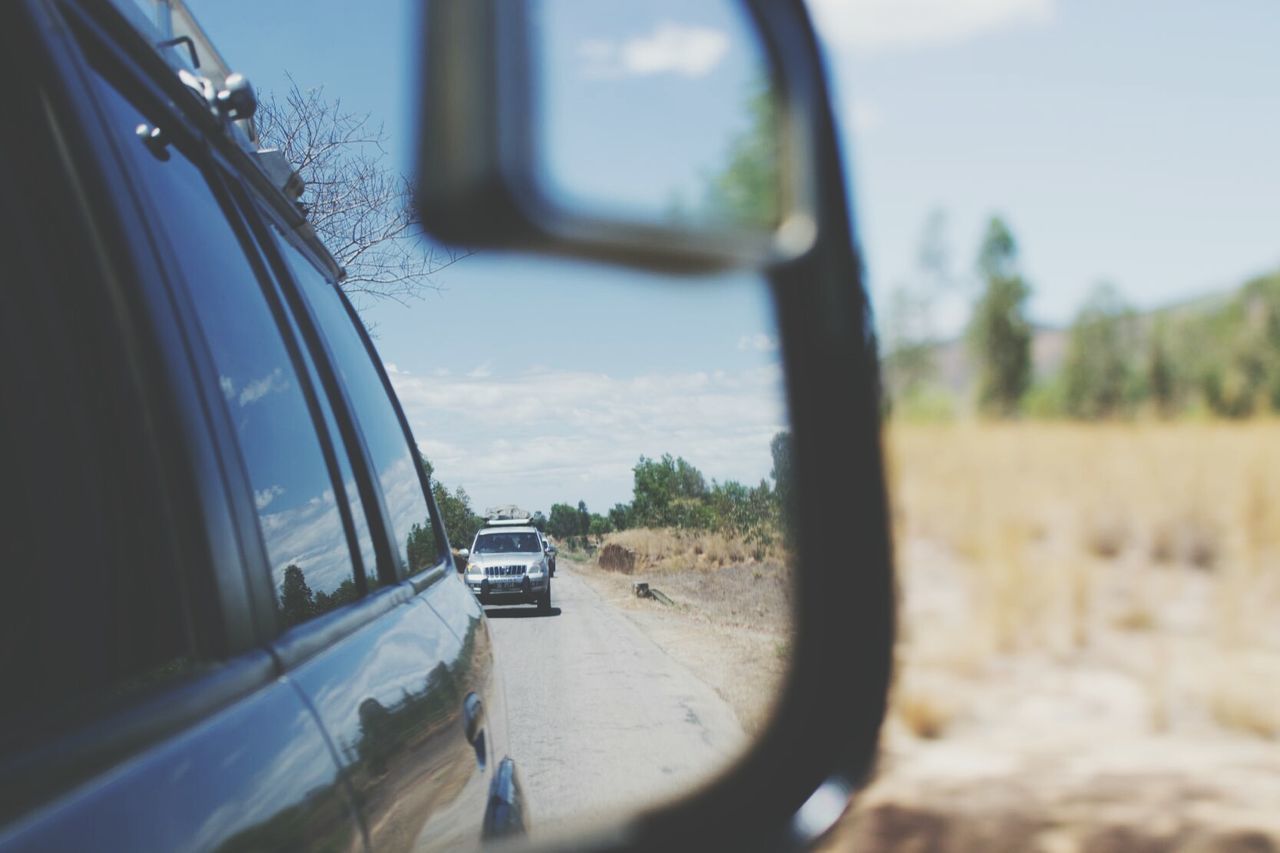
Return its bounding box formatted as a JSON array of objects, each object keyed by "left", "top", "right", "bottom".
[{"left": 485, "top": 565, "right": 525, "bottom": 578}]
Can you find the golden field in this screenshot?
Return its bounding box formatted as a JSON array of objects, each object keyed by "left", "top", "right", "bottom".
[
  {"left": 886, "top": 421, "right": 1280, "bottom": 689},
  {"left": 835, "top": 422, "right": 1280, "bottom": 851}
]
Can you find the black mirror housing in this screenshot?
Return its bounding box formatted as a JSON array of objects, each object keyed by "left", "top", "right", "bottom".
[{"left": 414, "top": 0, "right": 819, "bottom": 274}]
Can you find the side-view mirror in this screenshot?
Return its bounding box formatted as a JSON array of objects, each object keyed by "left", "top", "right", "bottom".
[
  {"left": 415, "top": 0, "right": 818, "bottom": 273},
  {"left": 458, "top": 548, "right": 470, "bottom": 559},
  {"left": 415, "top": 0, "right": 894, "bottom": 849}
]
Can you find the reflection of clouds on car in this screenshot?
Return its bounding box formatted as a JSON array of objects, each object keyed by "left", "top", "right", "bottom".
[
  {"left": 236, "top": 367, "right": 291, "bottom": 407},
  {"left": 217, "top": 368, "right": 292, "bottom": 408},
  {"left": 186, "top": 704, "right": 340, "bottom": 852},
  {"left": 260, "top": 486, "right": 353, "bottom": 597},
  {"left": 254, "top": 484, "right": 285, "bottom": 511},
  {"left": 377, "top": 453, "right": 434, "bottom": 569}
]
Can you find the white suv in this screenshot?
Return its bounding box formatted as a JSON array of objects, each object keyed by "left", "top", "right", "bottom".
[{"left": 462, "top": 519, "right": 552, "bottom": 611}]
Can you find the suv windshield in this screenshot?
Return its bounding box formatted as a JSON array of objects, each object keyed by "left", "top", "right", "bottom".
[{"left": 473, "top": 532, "right": 542, "bottom": 554}]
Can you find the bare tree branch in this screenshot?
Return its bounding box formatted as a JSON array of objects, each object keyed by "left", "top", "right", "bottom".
[{"left": 255, "top": 74, "right": 472, "bottom": 304}]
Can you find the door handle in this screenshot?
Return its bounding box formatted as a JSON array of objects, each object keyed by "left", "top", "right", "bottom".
[{"left": 463, "top": 692, "right": 484, "bottom": 744}]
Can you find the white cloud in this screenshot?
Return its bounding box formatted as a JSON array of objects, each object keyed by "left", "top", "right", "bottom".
[
  {"left": 258, "top": 483, "right": 354, "bottom": 595},
  {"left": 389, "top": 365, "right": 788, "bottom": 512},
  {"left": 737, "top": 332, "right": 779, "bottom": 353},
  {"left": 237, "top": 367, "right": 289, "bottom": 407},
  {"left": 254, "top": 484, "right": 285, "bottom": 510},
  {"left": 581, "top": 22, "right": 730, "bottom": 79},
  {"left": 809, "top": 0, "right": 1053, "bottom": 54}
]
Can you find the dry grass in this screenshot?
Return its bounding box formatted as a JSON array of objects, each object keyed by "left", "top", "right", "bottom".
[
  {"left": 885, "top": 421, "right": 1280, "bottom": 738},
  {"left": 597, "top": 527, "right": 785, "bottom": 573},
  {"left": 827, "top": 421, "right": 1280, "bottom": 850},
  {"left": 1208, "top": 673, "right": 1280, "bottom": 740},
  {"left": 894, "top": 685, "right": 955, "bottom": 740}
]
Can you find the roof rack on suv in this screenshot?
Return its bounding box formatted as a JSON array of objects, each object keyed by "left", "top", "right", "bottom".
[{"left": 485, "top": 505, "right": 529, "bottom": 522}]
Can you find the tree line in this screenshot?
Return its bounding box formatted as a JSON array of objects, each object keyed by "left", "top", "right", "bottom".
[
  {"left": 542, "top": 434, "right": 794, "bottom": 554},
  {"left": 884, "top": 212, "right": 1280, "bottom": 420}
]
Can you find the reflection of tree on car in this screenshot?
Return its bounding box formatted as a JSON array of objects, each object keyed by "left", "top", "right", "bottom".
[{"left": 278, "top": 564, "right": 362, "bottom": 628}]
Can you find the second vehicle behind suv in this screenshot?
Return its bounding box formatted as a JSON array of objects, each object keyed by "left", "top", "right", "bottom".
[{"left": 463, "top": 519, "right": 553, "bottom": 611}]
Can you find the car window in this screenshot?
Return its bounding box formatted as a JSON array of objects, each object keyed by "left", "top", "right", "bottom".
[
  {"left": 273, "top": 234, "right": 439, "bottom": 577},
  {"left": 0, "top": 86, "right": 197, "bottom": 748},
  {"left": 261, "top": 238, "right": 380, "bottom": 592},
  {"left": 83, "top": 68, "right": 363, "bottom": 629},
  {"left": 473, "top": 532, "right": 541, "bottom": 554}
]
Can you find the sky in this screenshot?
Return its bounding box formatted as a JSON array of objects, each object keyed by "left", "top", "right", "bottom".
[{"left": 185, "top": 0, "right": 1280, "bottom": 514}]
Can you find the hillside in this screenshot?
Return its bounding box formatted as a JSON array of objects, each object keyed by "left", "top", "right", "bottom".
[{"left": 888, "top": 277, "right": 1272, "bottom": 415}]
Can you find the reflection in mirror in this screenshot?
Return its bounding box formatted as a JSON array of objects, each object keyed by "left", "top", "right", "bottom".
[
  {"left": 186, "top": 0, "right": 797, "bottom": 842},
  {"left": 536, "top": 0, "right": 781, "bottom": 233},
  {"left": 366, "top": 260, "right": 794, "bottom": 837}
]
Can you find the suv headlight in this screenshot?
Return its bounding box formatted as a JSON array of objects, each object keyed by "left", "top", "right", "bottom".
[{"left": 527, "top": 561, "right": 545, "bottom": 576}]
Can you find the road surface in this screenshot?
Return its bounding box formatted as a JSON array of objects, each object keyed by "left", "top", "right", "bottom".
[{"left": 484, "top": 562, "right": 745, "bottom": 836}]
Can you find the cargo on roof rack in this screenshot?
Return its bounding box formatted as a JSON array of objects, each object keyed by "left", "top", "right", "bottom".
[
  {"left": 485, "top": 504, "right": 529, "bottom": 522},
  {"left": 483, "top": 517, "right": 532, "bottom": 527}
]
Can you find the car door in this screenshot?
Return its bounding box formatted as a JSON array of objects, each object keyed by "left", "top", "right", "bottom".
[
  {"left": 67, "top": 17, "right": 510, "bottom": 847},
  {"left": 250, "top": 209, "right": 512, "bottom": 849},
  {"left": 0, "top": 3, "right": 363, "bottom": 850}
]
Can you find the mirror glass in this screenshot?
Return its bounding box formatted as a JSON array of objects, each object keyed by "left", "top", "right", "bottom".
[
  {"left": 368, "top": 261, "right": 795, "bottom": 837},
  {"left": 533, "top": 0, "right": 782, "bottom": 234}
]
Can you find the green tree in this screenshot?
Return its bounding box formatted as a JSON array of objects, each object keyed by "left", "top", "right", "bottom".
[
  {"left": 709, "top": 480, "right": 751, "bottom": 533},
  {"left": 314, "top": 577, "right": 360, "bottom": 616},
  {"left": 406, "top": 522, "right": 438, "bottom": 571},
  {"left": 547, "top": 503, "right": 580, "bottom": 539},
  {"left": 278, "top": 564, "right": 315, "bottom": 628},
  {"left": 631, "top": 454, "right": 709, "bottom": 528},
  {"left": 1197, "top": 272, "right": 1280, "bottom": 416},
  {"left": 882, "top": 284, "right": 935, "bottom": 403},
  {"left": 588, "top": 514, "right": 612, "bottom": 538},
  {"left": 968, "top": 217, "right": 1032, "bottom": 416},
  {"left": 529, "top": 511, "right": 548, "bottom": 533},
  {"left": 882, "top": 210, "right": 954, "bottom": 404},
  {"left": 770, "top": 430, "right": 795, "bottom": 546},
  {"left": 608, "top": 503, "right": 632, "bottom": 532},
  {"left": 1062, "top": 283, "right": 1138, "bottom": 419},
  {"left": 705, "top": 83, "right": 779, "bottom": 229},
  {"left": 1145, "top": 316, "right": 1177, "bottom": 417},
  {"left": 576, "top": 501, "right": 591, "bottom": 537},
  {"left": 432, "top": 482, "right": 482, "bottom": 549}
]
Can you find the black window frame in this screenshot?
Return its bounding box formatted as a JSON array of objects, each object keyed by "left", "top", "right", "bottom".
[{"left": 251, "top": 209, "right": 454, "bottom": 588}]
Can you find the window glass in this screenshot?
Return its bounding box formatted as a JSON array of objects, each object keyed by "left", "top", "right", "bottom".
[
  {"left": 274, "top": 237, "right": 439, "bottom": 575},
  {"left": 474, "top": 532, "right": 543, "bottom": 554},
  {"left": 0, "top": 75, "right": 196, "bottom": 746},
  {"left": 272, "top": 269, "right": 380, "bottom": 591},
  {"left": 85, "top": 71, "right": 360, "bottom": 628}
]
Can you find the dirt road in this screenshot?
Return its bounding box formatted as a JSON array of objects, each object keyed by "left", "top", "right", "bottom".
[{"left": 484, "top": 561, "right": 745, "bottom": 837}]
